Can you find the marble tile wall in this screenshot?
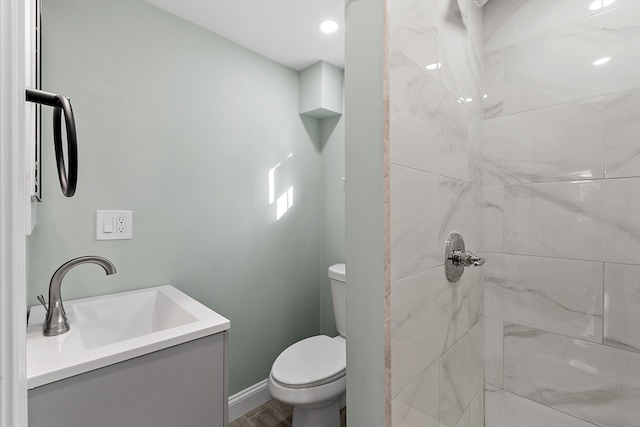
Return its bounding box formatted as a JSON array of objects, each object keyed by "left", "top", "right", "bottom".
[
  {"left": 389, "top": 1, "right": 484, "bottom": 426},
  {"left": 604, "top": 263, "right": 640, "bottom": 353},
  {"left": 484, "top": 2, "right": 640, "bottom": 119},
  {"left": 483, "top": 1, "right": 640, "bottom": 427},
  {"left": 485, "top": 385, "right": 600, "bottom": 427},
  {"left": 484, "top": 253, "right": 604, "bottom": 343},
  {"left": 503, "top": 324, "right": 640, "bottom": 427}
]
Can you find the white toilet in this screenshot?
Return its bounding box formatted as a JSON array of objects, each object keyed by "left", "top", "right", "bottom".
[{"left": 268, "top": 263, "right": 346, "bottom": 427}]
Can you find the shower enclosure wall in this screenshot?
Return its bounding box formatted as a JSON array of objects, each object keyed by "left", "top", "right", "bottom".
[
  {"left": 346, "top": 1, "right": 639, "bottom": 426},
  {"left": 387, "top": 1, "right": 484, "bottom": 426},
  {"left": 482, "top": 1, "right": 639, "bottom": 426}
]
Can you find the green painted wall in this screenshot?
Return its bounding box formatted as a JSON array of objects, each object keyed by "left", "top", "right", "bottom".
[
  {"left": 320, "top": 114, "right": 345, "bottom": 336},
  {"left": 29, "top": 0, "right": 344, "bottom": 395},
  {"left": 344, "top": 0, "right": 388, "bottom": 425}
]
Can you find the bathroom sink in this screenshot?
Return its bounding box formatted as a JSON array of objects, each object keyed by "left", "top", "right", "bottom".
[
  {"left": 27, "top": 285, "right": 230, "bottom": 389},
  {"left": 74, "top": 289, "right": 197, "bottom": 349}
]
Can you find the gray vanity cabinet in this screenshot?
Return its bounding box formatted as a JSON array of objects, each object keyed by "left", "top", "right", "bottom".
[{"left": 28, "top": 332, "right": 228, "bottom": 427}]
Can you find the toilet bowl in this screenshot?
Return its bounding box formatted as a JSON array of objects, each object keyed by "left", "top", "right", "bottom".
[{"left": 267, "top": 264, "right": 346, "bottom": 427}]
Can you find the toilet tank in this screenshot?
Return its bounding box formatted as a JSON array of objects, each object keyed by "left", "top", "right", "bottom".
[{"left": 328, "top": 263, "right": 346, "bottom": 338}]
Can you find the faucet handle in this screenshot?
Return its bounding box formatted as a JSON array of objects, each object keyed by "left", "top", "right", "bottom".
[
  {"left": 444, "top": 232, "right": 485, "bottom": 282},
  {"left": 453, "top": 249, "right": 485, "bottom": 267},
  {"left": 37, "top": 294, "right": 48, "bottom": 311}
]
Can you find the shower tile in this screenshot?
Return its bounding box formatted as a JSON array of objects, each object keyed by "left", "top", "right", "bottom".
[
  {"left": 503, "top": 178, "right": 640, "bottom": 264},
  {"left": 392, "top": 399, "right": 440, "bottom": 427},
  {"left": 447, "top": 388, "right": 483, "bottom": 427},
  {"left": 484, "top": 317, "right": 503, "bottom": 387},
  {"left": 483, "top": 49, "right": 504, "bottom": 119},
  {"left": 484, "top": 253, "right": 604, "bottom": 343},
  {"left": 482, "top": 185, "right": 503, "bottom": 253},
  {"left": 432, "top": 0, "right": 483, "bottom": 117},
  {"left": 467, "top": 387, "right": 484, "bottom": 427},
  {"left": 483, "top": 98, "right": 605, "bottom": 185},
  {"left": 485, "top": 384, "right": 599, "bottom": 427},
  {"left": 392, "top": 361, "right": 439, "bottom": 427},
  {"left": 390, "top": 165, "right": 482, "bottom": 280},
  {"left": 483, "top": 0, "right": 599, "bottom": 53},
  {"left": 389, "top": 0, "right": 439, "bottom": 69},
  {"left": 604, "top": 263, "right": 640, "bottom": 353},
  {"left": 391, "top": 263, "right": 482, "bottom": 396},
  {"left": 439, "top": 320, "right": 484, "bottom": 427},
  {"left": 391, "top": 267, "right": 448, "bottom": 397},
  {"left": 390, "top": 51, "right": 480, "bottom": 183},
  {"left": 503, "top": 324, "right": 640, "bottom": 427},
  {"left": 451, "top": 407, "right": 470, "bottom": 427},
  {"left": 468, "top": 120, "right": 483, "bottom": 185},
  {"left": 389, "top": 0, "right": 483, "bottom": 116},
  {"left": 487, "top": 3, "right": 640, "bottom": 118},
  {"left": 450, "top": 391, "right": 484, "bottom": 427},
  {"left": 604, "top": 89, "right": 640, "bottom": 178},
  {"left": 605, "top": 0, "right": 640, "bottom": 10}
]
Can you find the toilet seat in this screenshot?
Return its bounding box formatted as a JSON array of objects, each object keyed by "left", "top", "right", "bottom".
[{"left": 272, "top": 335, "right": 345, "bottom": 388}]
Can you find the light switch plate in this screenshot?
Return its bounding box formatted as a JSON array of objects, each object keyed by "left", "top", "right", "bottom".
[{"left": 96, "top": 210, "right": 132, "bottom": 240}]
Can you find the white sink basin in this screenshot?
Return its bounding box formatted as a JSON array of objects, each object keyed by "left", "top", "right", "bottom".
[
  {"left": 74, "top": 289, "right": 197, "bottom": 349},
  {"left": 27, "top": 285, "right": 230, "bottom": 389}
]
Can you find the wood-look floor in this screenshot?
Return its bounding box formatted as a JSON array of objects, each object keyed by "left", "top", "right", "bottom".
[{"left": 229, "top": 399, "right": 346, "bottom": 427}]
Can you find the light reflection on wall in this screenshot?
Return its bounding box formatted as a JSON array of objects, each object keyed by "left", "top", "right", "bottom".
[
  {"left": 590, "top": 0, "right": 616, "bottom": 10},
  {"left": 269, "top": 153, "right": 294, "bottom": 220}
]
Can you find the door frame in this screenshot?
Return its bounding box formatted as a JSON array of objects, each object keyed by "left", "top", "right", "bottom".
[{"left": 0, "top": 0, "right": 29, "bottom": 425}]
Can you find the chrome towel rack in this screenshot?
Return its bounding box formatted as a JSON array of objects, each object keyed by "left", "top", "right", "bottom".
[{"left": 25, "top": 88, "right": 78, "bottom": 197}]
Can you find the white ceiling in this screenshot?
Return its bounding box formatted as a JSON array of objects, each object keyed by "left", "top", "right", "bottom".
[{"left": 146, "top": 0, "right": 345, "bottom": 71}]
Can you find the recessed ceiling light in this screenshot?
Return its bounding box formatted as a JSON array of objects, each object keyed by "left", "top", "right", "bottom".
[
  {"left": 319, "top": 20, "right": 339, "bottom": 34},
  {"left": 593, "top": 56, "right": 611, "bottom": 65},
  {"left": 425, "top": 63, "right": 441, "bottom": 70}
]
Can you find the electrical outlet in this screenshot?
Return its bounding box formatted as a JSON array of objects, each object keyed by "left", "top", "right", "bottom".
[
  {"left": 97, "top": 210, "right": 132, "bottom": 240},
  {"left": 116, "top": 217, "right": 126, "bottom": 233}
]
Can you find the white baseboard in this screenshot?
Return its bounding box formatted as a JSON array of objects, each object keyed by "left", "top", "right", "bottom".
[{"left": 228, "top": 379, "right": 272, "bottom": 421}]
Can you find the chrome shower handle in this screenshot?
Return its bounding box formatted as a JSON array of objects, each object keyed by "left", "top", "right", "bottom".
[
  {"left": 450, "top": 249, "right": 485, "bottom": 267},
  {"left": 445, "top": 232, "right": 484, "bottom": 282}
]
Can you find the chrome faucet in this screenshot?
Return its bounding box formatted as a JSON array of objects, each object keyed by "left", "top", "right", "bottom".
[{"left": 38, "top": 256, "right": 116, "bottom": 336}]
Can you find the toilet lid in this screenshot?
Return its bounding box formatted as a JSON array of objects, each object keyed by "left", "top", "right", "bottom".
[{"left": 272, "top": 335, "right": 346, "bottom": 387}]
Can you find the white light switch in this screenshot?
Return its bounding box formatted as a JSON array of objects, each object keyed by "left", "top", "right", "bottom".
[
  {"left": 97, "top": 210, "right": 132, "bottom": 240},
  {"left": 103, "top": 217, "right": 114, "bottom": 233}
]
